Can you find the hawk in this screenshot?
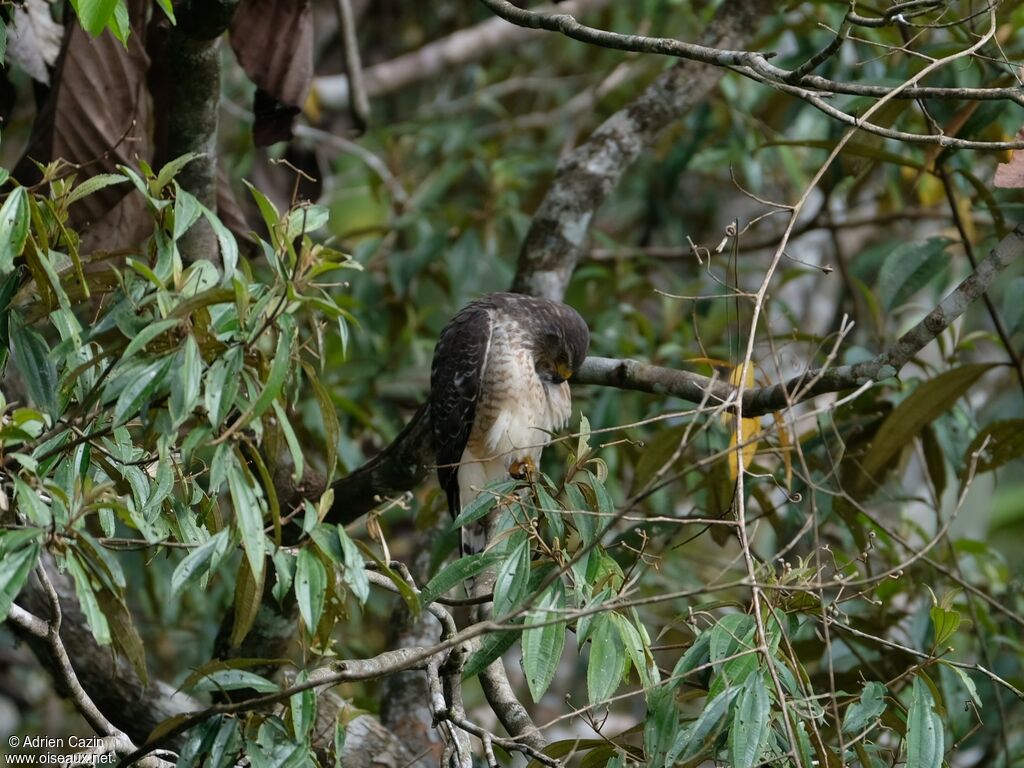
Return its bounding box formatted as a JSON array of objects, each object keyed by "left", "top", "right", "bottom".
[{"left": 430, "top": 292, "right": 590, "bottom": 555}]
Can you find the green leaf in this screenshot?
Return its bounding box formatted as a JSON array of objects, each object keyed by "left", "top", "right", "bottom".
[
  {"left": 669, "top": 632, "right": 711, "bottom": 688},
  {"left": 189, "top": 669, "right": 278, "bottom": 694},
  {"left": 876, "top": 237, "right": 951, "bottom": 310},
  {"left": 202, "top": 207, "right": 239, "bottom": 281},
  {"left": 1001, "top": 276, "right": 1024, "bottom": 335},
  {"left": 729, "top": 670, "right": 770, "bottom": 768},
  {"left": 464, "top": 624, "right": 523, "bottom": 680},
  {"left": 171, "top": 531, "right": 228, "bottom": 597},
  {"left": 355, "top": 540, "right": 416, "bottom": 614},
  {"left": 943, "top": 663, "right": 981, "bottom": 709},
  {"left": 230, "top": 555, "right": 264, "bottom": 648},
  {"left": 450, "top": 479, "right": 518, "bottom": 529},
  {"left": 285, "top": 204, "right": 329, "bottom": 241},
  {"left": 522, "top": 581, "right": 566, "bottom": 702},
  {"left": 105, "top": 0, "right": 129, "bottom": 43},
  {"left": 930, "top": 605, "right": 961, "bottom": 647},
  {"left": 861, "top": 364, "right": 996, "bottom": 481},
  {"left": 154, "top": 0, "right": 176, "bottom": 23},
  {"left": 960, "top": 419, "right": 1024, "bottom": 481},
  {"left": 66, "top": 174, "right": 128, "bottom": 206},
  {"left": 295, "top": 548, "right": 327, "bottom": 634},
  {"left": 173, "top": 187, "right": 203, "bottom": 241},
  {"left": 121, "top": 318, "right": 179, "bottom": 360},
  {"left": 420, "top": 551, "right": 502, "bottom": 607},
  {"left": 113, "top": 356, "right": 174, "bottom": 425},
  {"left": 66, "top": 551, "right": 111, "bottom": 645},
  {"left": 289, "top": 670, "right": 315, "bottom": 740},
  {"left": 244, "top": 180, "right": 283, "bottom": 252},
  {"left": 236, "top": 313, "right": 293, "bottom": 431},
  {"left": 493, "top": 535, "right": 531, "bottom": 617},
  {"left": 337, "top": 525, "right": 369, "bottom": 604},
  {"left": 205, "top": 346, "right": 244, "bottom": 428},
  {"left": 0, "top": 543, "right": 40, "bottom": 620},
  {"left": 587, "top": 613, "right": 625, "bottom": 706},
  {"left": 170, "top": 335, "right": 203, "bottom": 425},
  {"left": 304, "top": 363, "right": 339, "bottom": 481},
  {"left": 229, "top": 463, "right": 266, "bottom": 583},
  {"left": 644, "top": 685, "right": 678, "bottom": 768},
  {"left": 271, "top": 399, "right": 304, "bottom": 482},
  {"left": 670, "top": 686, "right": 742, "bottom": 763},
  {"left": 14, "top": 478, "right": 52, "bottom": 527},
  {"left": 906, "top": 675, "right": 944, "bottom": 768},
  {"left": 155, "top": 153, "right": 202, "bottom": 193},
  {"left": 842, "top": 681, "right": 887, "bottom": 735},
  {"left": 70, "top": 0, "right": 121, "bottom": 37},
  {"left": 614, "top": 612, "right": 655, "bottom": 688},
  {"left": 0, "top": 187, "right": 29, "bottom": 274},
  {"left": 10, "top": 313, "right": 58, "bottom": 417}
]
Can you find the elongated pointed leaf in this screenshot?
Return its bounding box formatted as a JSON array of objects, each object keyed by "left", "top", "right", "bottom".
[
  {"left": 0, "top": 543, "right": 40, "bottom": 620},
  {"left": 671, "top": 686, "right": 742, "bottom": 763},
  {"left": 450, "top": 479, "right": 518, "bottom": 529},
  {"left": 420, "top": 551, "right": 502, "bottom": 607},
  {"left": 189, "top": 669, "right": 278, "bottom": 694},
  {"left": 171, "top": 530, "right": 228, "bottom": 597},
  {"left": 522, "top": 581, "right": 566, "bottom": 702},
  {"left": 906, "top": 675, "right": 944, "bottom": 768},
  {"left": 0, "top": 187, "right": 30, "bottom": 274},
  {"left": 229, "top": 464, "right": 266, "bottom": 583},
  {"left": 295, "top": 547, "right": 327, "bottom": 634},
  {"left": 493, "top": 535, "right": 531, "bottom": 617},
  {"left": 10, "top": 314, "right": 58, "bottom": 417},
  {"left": 862, "top": 364, "right": 996, "bottom": 481},
  {"left": 729, "top": 670, "right": 770, "bottom": 768},
  {"left": 587, "top": 613, "right": 625, "bottom": 706},
  {"left": 113, "top": 356, "right": 173, "bottom": 425}
]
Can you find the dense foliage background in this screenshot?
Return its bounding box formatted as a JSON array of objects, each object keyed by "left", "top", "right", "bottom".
[{"left": 1, "top": 1, "right": 1023, "bottom": 766}]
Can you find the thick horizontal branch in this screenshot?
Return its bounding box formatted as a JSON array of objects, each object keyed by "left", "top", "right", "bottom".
[
  {"left": 329, "top": 222, "right": 1024, "bottom": 515},
  {"left": 580, "top": 222, "right": 1024, "bottom": 416}
]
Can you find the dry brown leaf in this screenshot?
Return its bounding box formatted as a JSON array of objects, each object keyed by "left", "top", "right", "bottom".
[
  {"left": 229, "top": 0, "right": 313, "bottom": 146},
  {"left": 7, "top": 0, "right": 65, "bottom": 85},
  {"left": 994, "top": 130, "right": 1024, "bottom": 189},
  {"left": 16, "top": 0, "right": 153, "bottom": 248}
]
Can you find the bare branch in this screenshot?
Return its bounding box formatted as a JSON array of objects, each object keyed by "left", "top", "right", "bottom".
[
  {"left": 513, "top": 0, "right": 772, "bottom": 300},
  {"left": 314, "top": 0, "right": 613, "bottom": 109},
  {"left": 332, "top": 0, "right": 370, "bottom": 131}
]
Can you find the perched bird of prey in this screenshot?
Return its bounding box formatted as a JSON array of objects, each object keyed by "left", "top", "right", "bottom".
[{"left": 430, "top": 292, "right": 590, "bottom": 555}]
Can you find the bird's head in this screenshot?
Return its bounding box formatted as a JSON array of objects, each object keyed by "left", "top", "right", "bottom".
[{"left": 534, "top": 306, "right": 590, "bottom": 385}]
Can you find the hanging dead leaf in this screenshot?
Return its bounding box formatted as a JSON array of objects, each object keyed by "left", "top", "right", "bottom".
[
  {"left": 229, "top": 0, "right": 313, "bottom": 146},
  {"left": 7, "top": 0, "right": 65, "bottom": 85},
  {"left": 994, "top": 129, "right": 1024, "bottom": 188}
]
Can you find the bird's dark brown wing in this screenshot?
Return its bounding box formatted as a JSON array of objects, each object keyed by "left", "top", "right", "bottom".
[{"left": 429, "top": 302, "right": 493, "bottom": 517}]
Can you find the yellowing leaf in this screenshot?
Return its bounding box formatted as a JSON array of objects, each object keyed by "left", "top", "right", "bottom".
[{"left": 726, "top": 364, "right": 759, "bottom": 481}]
